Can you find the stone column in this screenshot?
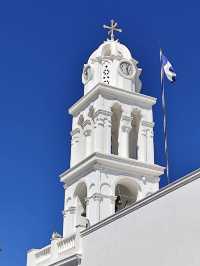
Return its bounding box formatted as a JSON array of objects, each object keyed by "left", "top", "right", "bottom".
[
  {"left": 83, "top": 121, "right": 92, "bottom": 157},
  {"left": 104, "top": 110, "right": 112, "bottom": 155},
  {"left": 70, "top": 128, "right": 81, "bottom": 167},
  {"left": 137, "top": 125, "right": 147, "bottom": 162},
  {"left": 137, "top": 121, "right": 154, "bottom": 163},
  {"left": 119, "top": 115, "right": 132, "bottom": 158},
  {"left": 147, "top": 127, "right": 154, "bottom": 164},
  {"left": 93, "top": 111, "right": 105, "bottom": 153},
  {"left": 100, "top": 195, "right": 116, "bottom": 220}
]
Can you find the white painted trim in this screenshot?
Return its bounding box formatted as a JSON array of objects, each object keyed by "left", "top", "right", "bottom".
[{"left": 69, "top": 83, "right": 156, "bottom": 116}]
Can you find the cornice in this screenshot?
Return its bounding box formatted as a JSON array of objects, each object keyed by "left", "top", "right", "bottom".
[
  {"left": 81, "top": 168, "right": 200, "bottom": 237},
  {"left": 68, "top": 83, "right": 157, "bottom": 116},
  {"left": 59, "top": 152, "right": 164, "bottom": 186}
]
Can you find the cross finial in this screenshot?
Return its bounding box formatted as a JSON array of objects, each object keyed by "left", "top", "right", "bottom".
[{"left": 103, "top": 19, "right": 122, "bottom": 41}]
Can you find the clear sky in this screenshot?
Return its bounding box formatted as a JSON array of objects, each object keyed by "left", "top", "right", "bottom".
[{"left": 0, "top": 0, "right": 200, "bottom": 265}]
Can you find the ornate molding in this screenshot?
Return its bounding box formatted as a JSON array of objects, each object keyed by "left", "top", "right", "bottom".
[
  {"left": 88, "top": 106, "right": 95, "bottom": 119},
  {"left": 78, "top": 114, "right": 84, "bottom": 128},
  {"left": 82, "top": 119, "right": 91, "bottom": 128},
  {"left": 94, "top": 109, "right": 112, "bottom": 119}
]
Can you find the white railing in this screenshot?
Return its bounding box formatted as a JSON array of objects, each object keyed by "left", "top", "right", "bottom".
[
  {"left": 35, "top": 245, "right": 51, "bottom": 262},
  {"left": 57, "top": 234, "right": 76, "bottom": 254},
  {"left": 30, "top": 234, "right": 78, "bottom": 265}
]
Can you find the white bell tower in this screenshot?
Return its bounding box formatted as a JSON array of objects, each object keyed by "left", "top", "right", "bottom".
[{"left": 61, "top": 20, "right": 164, "bottom": 237}]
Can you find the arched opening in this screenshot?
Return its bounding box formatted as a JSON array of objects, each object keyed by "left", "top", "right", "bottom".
[
  {"left": 129, "top": 110, "right": 141, "bottom": 159},
  {"left": 115, "top": 179, "right": 138, "bottom": 212},
  {"left": 74, "top": 182, "right": 87, "bottom": 218},
  {"left": 111, "top": 104, "right": 122, "bottom": 155}
]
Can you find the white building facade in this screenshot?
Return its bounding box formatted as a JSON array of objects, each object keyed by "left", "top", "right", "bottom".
[{"left": 27, "top": 21, "right": 166, "bottom": 266}]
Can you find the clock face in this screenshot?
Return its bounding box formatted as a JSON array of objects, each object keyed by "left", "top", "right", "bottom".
[
  {"left": 119, "top": 61, "right": 135, "bottom": 78},
  {"left": 82, "top": 65, "right": 92, "bottom": 84}
]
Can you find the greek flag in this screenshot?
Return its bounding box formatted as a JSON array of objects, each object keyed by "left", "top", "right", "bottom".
[
  {"left": 159, "top": 49, "right": 177, "bottom": 183},
  {"left": 160, "top": 49, "right": 176, "bottom": 82}
]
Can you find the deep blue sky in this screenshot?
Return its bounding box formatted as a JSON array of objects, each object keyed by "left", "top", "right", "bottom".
[{"left": 0, "top": 0, "right": 200, "bottom": 265}]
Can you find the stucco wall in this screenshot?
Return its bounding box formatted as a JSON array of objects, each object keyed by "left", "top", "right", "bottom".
[{"left": 81, "top": 171, "right": 200, "bottom": 266}]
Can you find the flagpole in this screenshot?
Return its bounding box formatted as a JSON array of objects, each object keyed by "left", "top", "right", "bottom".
[{"left": 161, "top": 65, "right": 170, "bottom": 184}]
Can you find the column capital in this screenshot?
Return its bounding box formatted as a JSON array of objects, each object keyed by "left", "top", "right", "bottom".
[
  {"left": 94, "top": 109, "right": 112, "bottom": 119},
  {"left": 120, "top": 116, "right": 132, "bottom": 133}
]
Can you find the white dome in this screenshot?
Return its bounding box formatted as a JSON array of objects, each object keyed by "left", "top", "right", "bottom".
[
  {"left": 88, "top": 40, "right": 133, "bottom": 63},
  {"left": 82, "top": 39, "right": 142, "bottom": 95}
]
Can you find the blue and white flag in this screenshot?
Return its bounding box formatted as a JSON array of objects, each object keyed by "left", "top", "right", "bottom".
[
  {"left": 160, "top": 49, "right": 176, "bottom": 82},
  {"left": 160, "top": 49, "right": 176, "bottom": 184}
]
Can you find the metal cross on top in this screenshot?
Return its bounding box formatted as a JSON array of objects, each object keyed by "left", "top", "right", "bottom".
[{"left": 103, "top": 19, "right": 122, "bottom": 41}]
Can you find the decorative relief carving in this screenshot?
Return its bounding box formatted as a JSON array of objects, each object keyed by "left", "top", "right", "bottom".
[
  {"left": 94, "top": 109, "right": 112, "bottom": 119},
  {"left": 82, "top": 119, "right": 91, "bottom": 128},
  {"left": 88, "top": 106, "right": 95, "bottom": 119},
  {"left": 78, "top": 114, "right": 84, "bottom": 128},
  {"left": 104, "top": 115, "right": 112, "bottom": 128}
]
